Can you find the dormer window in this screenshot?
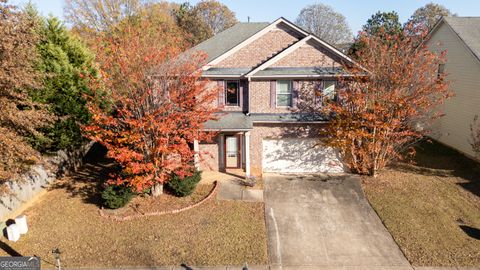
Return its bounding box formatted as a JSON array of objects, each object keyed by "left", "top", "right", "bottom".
[{"left": 225, "top": 81, "right": 239, "bottom": 106}]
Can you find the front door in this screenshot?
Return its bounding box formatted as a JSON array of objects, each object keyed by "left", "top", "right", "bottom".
[{"left": 225, "top": 135, "right": 240, "bottom": 168}]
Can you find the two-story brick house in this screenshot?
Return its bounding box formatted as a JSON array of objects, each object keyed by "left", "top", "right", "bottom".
[{"left": 194, "top": 17, "right": 355, "bottom": 176}]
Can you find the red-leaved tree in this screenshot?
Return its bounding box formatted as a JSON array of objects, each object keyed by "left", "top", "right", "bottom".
[
  {"left": 322, "top": 25, "right": 452, "bottom": 177},
  {"left": 84, "top": 21, "right": 218, "bottom": 196}
]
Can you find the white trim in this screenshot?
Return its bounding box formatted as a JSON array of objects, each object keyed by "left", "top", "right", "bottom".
[{"left": 205, "top": 17, "right": 308, "bottom": 67}]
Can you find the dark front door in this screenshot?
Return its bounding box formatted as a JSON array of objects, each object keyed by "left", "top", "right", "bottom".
[{"left": 225, "top": 135, "right": 240, "bottom": 168}]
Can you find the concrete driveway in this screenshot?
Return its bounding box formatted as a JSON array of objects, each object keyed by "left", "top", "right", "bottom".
[{"left": 264, "top": 173, "right": 412, "bottom": 270}]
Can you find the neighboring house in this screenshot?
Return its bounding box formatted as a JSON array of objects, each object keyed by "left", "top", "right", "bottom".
[
  {"left": 426, "top": 17, "right": 480, "bottom": 160},
  {"left": 193, "top": 17, "right": 355, "bottom": 176}
]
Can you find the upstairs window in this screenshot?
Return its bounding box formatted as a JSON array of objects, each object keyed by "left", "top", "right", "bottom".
[
  {"left": 276, "top": 80, "right": 292, "bottom": 107},
  {"left": 225, "top": 81, "right": 239, "bottom": 106},
  {"left": 315, "top": 80, "right": 337, "bottom": 105}
]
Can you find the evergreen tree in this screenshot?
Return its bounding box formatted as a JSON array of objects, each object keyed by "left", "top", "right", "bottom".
[{"left": 30, "top": 16, "right": 97, "bottom": 152}]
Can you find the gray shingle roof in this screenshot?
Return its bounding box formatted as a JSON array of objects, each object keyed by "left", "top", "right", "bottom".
[
  {"left": 192, "top": 22, "right": 270, "bottom": 63},
  {"left": 204, "top": 113, "right": 252, "bottom": 130},
  {"left": 443, "top": 17, "right": 480, "bottom": 62},
  {"left": 202, "top": 68, "right": 252, "bottom": 76},
  {"left": 249, "top": 113, "right": 329, "bottom": 122},
  {"left": 203, "top": 112, "right": 328, "bottom": 130},
  {"left": 253, "top": 67, "right": 345, "bottom": 77}
]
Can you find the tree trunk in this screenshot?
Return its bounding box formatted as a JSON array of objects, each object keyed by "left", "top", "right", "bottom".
[{"left": 151, "top": 183, "right": 163, "bottom": 197}]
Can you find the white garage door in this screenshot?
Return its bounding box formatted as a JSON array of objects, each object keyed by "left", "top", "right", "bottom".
[{"left": 262, "top": 138, "right": 344, "bottom": 173}]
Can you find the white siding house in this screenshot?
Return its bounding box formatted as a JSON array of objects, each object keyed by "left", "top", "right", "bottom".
[{"left": 426, "top": 17, "right": 480, "bottom": 160}]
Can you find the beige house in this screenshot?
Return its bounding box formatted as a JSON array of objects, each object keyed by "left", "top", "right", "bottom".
[
  {"left": 426, "top": 17, "right": 480, "bottom": 159},
  {"left": 192, "top": 17, "right": 355, "bottom": 176}
]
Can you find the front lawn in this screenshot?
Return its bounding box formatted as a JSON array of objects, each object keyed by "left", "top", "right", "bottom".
[
  {"left": 0, "top": 158, "right": 268, "bottom": 268},
  {"left": 363, "top": 140, "right": 480, "bottom": 266}
]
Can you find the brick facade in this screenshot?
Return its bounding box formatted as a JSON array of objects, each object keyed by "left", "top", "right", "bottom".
[
  {"left": 249, "top": 80, "right": 328, "bottom": 113},
  {"left": 272, "top": 40, "right": 342, "bottom": 68},
  {"left": 214, "top": 24, "right": 300, "bottom": 68},
  {"left": 199, "top": 141, "right": 219, "bottom": 171}
]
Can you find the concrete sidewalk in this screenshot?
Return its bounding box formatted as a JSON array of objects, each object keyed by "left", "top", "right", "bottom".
[{"left": 217, "top": 181, "right": 264, "bottom": 202}]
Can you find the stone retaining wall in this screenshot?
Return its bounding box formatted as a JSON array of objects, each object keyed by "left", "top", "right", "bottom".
[{"left": 0, "top": 142, "right": 94, "bottom": 222}]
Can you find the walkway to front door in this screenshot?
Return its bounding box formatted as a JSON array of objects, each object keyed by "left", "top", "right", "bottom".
[{"left": 264, "top": 174, "right": 412, "bottom": 270}]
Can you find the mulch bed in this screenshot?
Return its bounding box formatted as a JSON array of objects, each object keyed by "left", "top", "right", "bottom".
[{"left": 100, "top": 183, "right": 218, "bottom": 221}]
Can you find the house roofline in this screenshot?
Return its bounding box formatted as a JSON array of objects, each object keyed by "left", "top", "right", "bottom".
[
  {"left": 426, "top": 17, "right": 480, "bottom": 65},
  {"left": 244, "top": 35, "right": 360, "bottom": 77},
  {"left": 203, "top": 17, "right": 309, "bottom": 68}
]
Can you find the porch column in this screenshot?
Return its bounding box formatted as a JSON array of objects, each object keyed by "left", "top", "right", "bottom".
[
  {"left": 193, "top": 139, "right": 200, "bottom": 170},
  {"left": 245, "top": 131, "right": 251, "bottom": 177},
  {"left": 219, "top": 134, "right": 225, "bottom": 171}
]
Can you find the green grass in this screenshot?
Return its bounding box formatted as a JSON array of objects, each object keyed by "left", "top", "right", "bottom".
[{"left": 363, "top": 140, "right": 480, "bottom": 266}]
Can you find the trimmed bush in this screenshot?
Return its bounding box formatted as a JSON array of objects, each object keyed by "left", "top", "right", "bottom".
[
  {"left": 101, "top": 185, "right": 134, "bottom": 209},
  {"left": 166, "top": 170, "right": 202, "bottom": 197}
]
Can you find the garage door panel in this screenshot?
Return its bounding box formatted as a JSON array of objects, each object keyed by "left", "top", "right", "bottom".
[{"left": 262, "top": 139, "right": 344, "bottom": 173}]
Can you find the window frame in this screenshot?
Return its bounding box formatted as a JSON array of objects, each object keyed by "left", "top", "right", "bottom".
[
  {"left": 224, "top": 80, "right": 240, "bottom": 107},
  {"left": 437, "top": 63, "right": 446, "bottom": 80},
  {"left": 315, "top": 80, "right": 338, "bottom": 105},
  {"left": 276, "top": 80, "right": 293, "bottom": 108}
]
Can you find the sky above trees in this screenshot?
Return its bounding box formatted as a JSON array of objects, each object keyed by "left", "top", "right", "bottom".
[{"left": 10, "top": 0, "right": 480, "bottom": 33}]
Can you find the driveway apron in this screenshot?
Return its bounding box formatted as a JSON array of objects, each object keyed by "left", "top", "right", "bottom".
[{"left": 264, "top": 174, "right": 412, "bottom": 270}]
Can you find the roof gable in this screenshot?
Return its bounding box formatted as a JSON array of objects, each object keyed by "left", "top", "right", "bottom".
[
  {"left": 429, "top": 17, "right": 480, "bottom": 64},
  {"left": 245, "top": 35, "right": 356, "bottom": 77},
  {"left": 195, "top": 17, "right": 358, "bottom": 77},
  {"left": 198, "top": 17, "right": 308, "bottom": 67}
]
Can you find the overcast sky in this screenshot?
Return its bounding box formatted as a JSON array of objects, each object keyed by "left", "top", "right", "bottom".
[{"left": 9, "top": 0, "right": 480, "bottom": 34}]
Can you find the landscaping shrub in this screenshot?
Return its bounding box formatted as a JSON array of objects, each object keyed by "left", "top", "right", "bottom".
[
  {"left": 166, "top": 170, "right": 202, "bottom": 197},
  {"left": 101, "top": 185, "right": 134, "bottom": 209}
]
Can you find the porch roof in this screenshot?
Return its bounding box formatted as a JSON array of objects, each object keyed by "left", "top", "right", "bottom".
[
  {"left": 203, "top": 112, "right": 252, "bottom": 131},
  {"left": 252, "top": 67, "right": 346, "bottom": 77},
  {"left": 202, "top": 67, "right": 251, "bottom": 76},
  {"left": 249, "top": 113, "right": 329, "bottom": 123}
]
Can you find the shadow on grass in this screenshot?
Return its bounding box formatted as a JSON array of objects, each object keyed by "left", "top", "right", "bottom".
[
  {"left": 49, "top": 143, "right": 119, "bottom": 207},
  {"left": 391, "top": 140, "right": 480, "bottom": 198},
  {"left": 459, "top": 225, "right": 480, "bottom": 240},
  {"left": 0, "top": 240, "right": 22, "bottom": 256}
]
